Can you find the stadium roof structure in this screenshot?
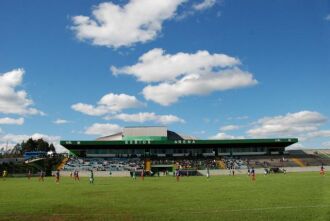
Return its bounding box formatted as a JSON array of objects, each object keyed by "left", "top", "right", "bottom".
[
  {"left": 61, "top": 138, "right": 298, "bottom": 149},
  {"left": 60, "top": 127, "right": 298, "bottom": 157}
]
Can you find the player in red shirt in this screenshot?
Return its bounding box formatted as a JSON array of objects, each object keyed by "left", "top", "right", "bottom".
[
  {"left": 39, "top": 170, "right": 45, "bottom": 182},
  {"left": 176, "top": 169, "right": 180, "bottom": 182},
  {"left": 320, "top": 165, "right": 325, "bottom": 176},
  {"left": 251, "top": 167, "right": 256, "bottom": 181},
  {"left": 55, "top": 170, "right": 60, "bottom": 184}
]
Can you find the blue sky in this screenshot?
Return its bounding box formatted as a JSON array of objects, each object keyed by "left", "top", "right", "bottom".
[{"left": 0, "top": 0, "right": 330, "bottom": 152}]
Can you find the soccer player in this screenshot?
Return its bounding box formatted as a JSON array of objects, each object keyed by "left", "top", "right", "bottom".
[
  {"left": 75, "top": 170, "right": 80, "bottom": 181},
  {"left": 141, "top": 170, "right": 144, "bottom": 181},
  {"left": 227, "top": 168, "right": 231, "bottom": 176},
  {"left": 251, "top": 167, "right": 256, "bottom": 181},
  {"left": 55, "top": 169, "right": 60, "bottom": 184},
  {"left": 27, "top": 169, "right": 32, "bottom": 180},
  {"left": 73, "top": 170, "right": 79, "bottom": 181},
  {"left": 206, "top": 166, "right": 210, "bottom": 180},
  {"left": 2, "top": 169, "right": 8, "bottom": 180},
  {"left": 320, "top": 165, "right": 325, "bottom": 176},
  {"left": 132, "top": 168, "right": 136, "bottom": 180},
  {"left": 39, "top": 170, "right": 45, "bottom": 182},
  {"left": 89, "top": 170, "right": 94, "bottom": 184},
  {"left": 175, "top": 168, "right": 180, "bottom": 182},
  {"left": 247, "top": 168, "right": 251, "bottom": 176}
]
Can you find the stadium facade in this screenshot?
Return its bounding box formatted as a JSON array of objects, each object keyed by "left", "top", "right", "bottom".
[{"left": 60, "top": 126, "right": 298, "bottom": 158}]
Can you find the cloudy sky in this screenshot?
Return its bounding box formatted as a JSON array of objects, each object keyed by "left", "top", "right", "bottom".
[{"left": 0, "top": 0, "right": 330, "bottom": 152}]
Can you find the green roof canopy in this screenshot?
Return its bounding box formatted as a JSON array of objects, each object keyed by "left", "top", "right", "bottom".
[{"left": 60, "top": 138, "right": 298, "bottom": 150}]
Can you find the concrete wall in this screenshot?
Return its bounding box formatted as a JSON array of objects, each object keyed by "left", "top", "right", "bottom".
[
  {"left": 198, "top": 166, "right": 330, "bottom": 176},
  {"left": 53, "top": 166, "right": 330, "bottom": 177},
  {"left": 55, "top": 171, "right": 131, "bottom": 177}
]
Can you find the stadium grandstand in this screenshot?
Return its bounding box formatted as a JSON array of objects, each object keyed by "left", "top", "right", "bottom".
[{"left": 58, "top": 126, "right": 329, "bottom": 175}]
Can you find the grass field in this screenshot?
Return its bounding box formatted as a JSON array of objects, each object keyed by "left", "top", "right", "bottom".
[{"left": 0, "top": 172, "right": 330, "bottom": 221}]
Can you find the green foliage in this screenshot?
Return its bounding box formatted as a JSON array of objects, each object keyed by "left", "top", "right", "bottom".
[
  {"left": 0, "top": 173, "right": 329, "bottom": 221},
  {"left": 21, "top": 138, "right": 56, "bottom": 153},
  {"left": 49, "top": 144, "right": 56, "bottom": 152}
]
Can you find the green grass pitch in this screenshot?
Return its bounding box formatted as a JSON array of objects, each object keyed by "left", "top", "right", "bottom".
[{"left": 0, "top": 172, "right": 330, "bottom": 221}]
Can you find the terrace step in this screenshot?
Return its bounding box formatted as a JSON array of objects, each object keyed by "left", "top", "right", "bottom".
[
  {"left": 292, "top": 158, "right": 305, "bottom": 167},
  {"left": 56, "top": 157, "right": 69, "bottom": 170},
  {"left": 217, "top": 160, "right": 226, "bottom": 169}
]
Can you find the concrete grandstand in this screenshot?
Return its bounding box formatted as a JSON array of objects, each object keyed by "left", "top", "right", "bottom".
[
  {"left": 59, "top": 126, "right": 314, "bottom": 175},
  {"left": 61, "top": 126, "right": 298, "bottom": 157}
]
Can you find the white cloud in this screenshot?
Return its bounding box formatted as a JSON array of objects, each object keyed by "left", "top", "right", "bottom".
[
  {"left": 247, "top": 111, "right": 327, "bottom": 138},
  {"left": 53, "top": 119, "right": 70, "bottom": 125},
  {"left": 325, "top": 14, "right": 330, "bottom": 21},
  {"left": 209, "top": 132, "right": 244, "bottom": 140},
  {"left": 105, "top": 112, "right": 184, "bottom": 124},
  {"left": 227, "top": 116, "right": 249, "bottom": 120},
  {"left": 0, "top": 133, "right": 66, "bottom": 153},
  {"left": 142, "top": 68, "right": 257, "bottom": 105},
  {"left": 322, "top": 141, "right": 330, "bottom": 148},
  {"left": 112, "top": 49, "right": 256, "bottom": 106},
  {"left": 306, "top": 130, "right": 330, "bottom": 140},
  {"left": 286, "top": 143, "right": 304, "bottom": 150},
  {"left": 85, "top": 123, "right": 122, "bottom": 136},
  {"left": 193, "top": 0, "right": 216, "bottom": 11},
  {"left": 72, "top": 93, "right": 144, "bottom": 116},
  {"left": 71, "top": 103, "right": 108, "bottom": 116},
  {"left": 209, "top": 111, "right": 330, "bottom": 147},
  {"left": 111, "top": 48, "right": 240, "bottom": 83},
  {"left": 220, "top": 124, "right": 240, "bottom": 131},
  {"left": 71, "top": 0, "right": 186, "bottom": 48},
  {"left": 0, "top": 117, "right": 24, "bottom": 125},
  {"left": 176, "top": 0, "right": 218, "bottom": 20},
  {"left": 0, "top": 68, "right": 43, "bottom": 115}
]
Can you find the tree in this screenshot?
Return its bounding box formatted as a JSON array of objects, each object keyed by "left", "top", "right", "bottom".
[
  {"left": 36, "top": 139, "right": 49, "bottom": 152},
  {"left": 22, "top": 138, "right": 36, "bottom": 152},
  {"left": 10, "top": 144, "right": 23, "bottom": 156},
  {"left": 21, "top": 138, "right": 56, "bottom": 153},
  {"left": 49, "top": 144, "right": 56, "bottom": 152}
]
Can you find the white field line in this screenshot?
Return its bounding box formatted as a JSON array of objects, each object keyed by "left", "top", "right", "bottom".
[{"left": 2, "top": 204, "right": 330, "bottom": 217}]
